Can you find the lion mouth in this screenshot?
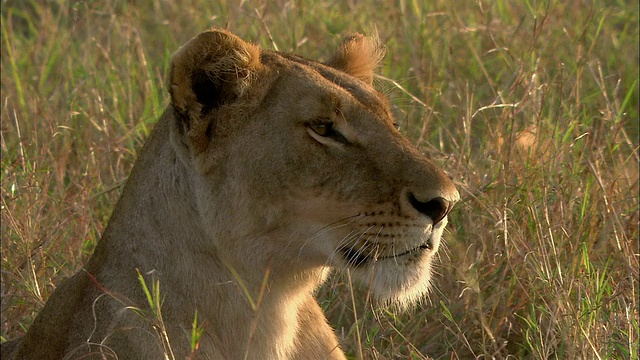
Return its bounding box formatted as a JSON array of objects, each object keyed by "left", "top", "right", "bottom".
[{"left": 340, "top": 240, "right": 432, "bottom": 267}]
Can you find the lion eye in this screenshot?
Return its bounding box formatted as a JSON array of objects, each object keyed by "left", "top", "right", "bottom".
[
  {"left": 309, "top": 123, "right": 333, "bottom": 137},
  {"left": 307, "top": 120, "right": 349, "bottom": 144}
]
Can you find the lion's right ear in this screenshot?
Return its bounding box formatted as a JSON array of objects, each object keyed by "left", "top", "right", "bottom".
[
  {"left": 169, "top": 29, "right": 261, "bottom": 154},
  {"left": 326, "top": 33, "right": 385, "bottom": 85}
]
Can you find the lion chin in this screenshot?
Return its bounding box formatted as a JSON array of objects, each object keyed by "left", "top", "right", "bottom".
[
  {"left": 344, "top": 218, "right": 448, "bottom": 310},
  {"left": 2, "top": 28, "right": 459, "bottom": 360}
]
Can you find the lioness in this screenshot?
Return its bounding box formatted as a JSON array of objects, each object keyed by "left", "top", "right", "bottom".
[{"left": 2, "top": 28, "right": 459, "bottom": 359}]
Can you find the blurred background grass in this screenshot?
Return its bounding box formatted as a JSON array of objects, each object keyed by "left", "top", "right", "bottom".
[{"left": 1, "top": 0, "right": 638, "bottom": 359}]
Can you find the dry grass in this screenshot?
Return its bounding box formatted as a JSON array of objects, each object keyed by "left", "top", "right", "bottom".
[{"left": 1, "top": 0, "right": 638, "bottom": 359}]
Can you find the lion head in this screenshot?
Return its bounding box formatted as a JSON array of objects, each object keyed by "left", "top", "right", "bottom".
[{"left": 169, "top": 29, "right": 459, "bottom": 309}]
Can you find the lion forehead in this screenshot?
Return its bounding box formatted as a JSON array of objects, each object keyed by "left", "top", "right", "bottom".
[{"left": 257, "top": 50, "right": 392, "bottom": 118}]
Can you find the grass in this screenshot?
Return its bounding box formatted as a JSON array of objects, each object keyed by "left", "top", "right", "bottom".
[{"left": 1, "top": 0, "right": 638, "bottom": 358}]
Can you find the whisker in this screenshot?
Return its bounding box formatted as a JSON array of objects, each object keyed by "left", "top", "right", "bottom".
[
  {"left": 326, "top": 226, "right": 376, "bottom": 268},
  {"left": 311, "top": 214, "right": 363, "bottom": 237},
  {"left": 293, "top": 214, "right": 363, "bottom": 262}
]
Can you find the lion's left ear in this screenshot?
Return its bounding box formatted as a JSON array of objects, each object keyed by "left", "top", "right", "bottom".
[
  {"left": 169, "top": 29, "right": 261, "bottom": 154},
  {"left": 326, "top": 33, "right": 385, "bottom": 85}
]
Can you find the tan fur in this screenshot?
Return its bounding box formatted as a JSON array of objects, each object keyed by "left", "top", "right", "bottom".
[
  {"left": 2, "top": 28, "right": 459, "bottom": 359},
  {"left": 326, "top": 33, "right": 385, "bottom": 84}
]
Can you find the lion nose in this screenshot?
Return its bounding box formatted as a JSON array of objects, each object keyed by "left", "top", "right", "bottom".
[{"left": 407, "top": 193, "right": 454, "bottom": 225}]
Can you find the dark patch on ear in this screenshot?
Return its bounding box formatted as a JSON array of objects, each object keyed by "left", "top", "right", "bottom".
[
  {"left": 191, "top": 71, "right": 238, "bottom": 115},
  {"left": 170, "top": 104, "right": 190, "bottom": 136},
  {"left": 205, "top": 120, "right": 215, "bottom": 140}
]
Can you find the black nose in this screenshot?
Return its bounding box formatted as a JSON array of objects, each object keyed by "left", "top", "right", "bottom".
[{"left": 408, "top": 193, "right": 451, "bottom": 225}]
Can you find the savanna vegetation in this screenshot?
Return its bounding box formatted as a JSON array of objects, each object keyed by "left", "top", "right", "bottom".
[{"left": 2, "top": 0, "right": 638, "bottom": 358}]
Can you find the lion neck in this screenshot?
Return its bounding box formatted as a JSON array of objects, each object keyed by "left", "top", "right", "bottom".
[{"left": 86, "top": 111, "right": 328, "bottom": 358}]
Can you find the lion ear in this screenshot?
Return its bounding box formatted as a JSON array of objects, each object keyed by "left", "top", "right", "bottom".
[
  {"left": 169, "top": 29, "right": 261, "bottom": 152},
  {"left": 326, "top": 33, "right": 385, "bottom": 85}
]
